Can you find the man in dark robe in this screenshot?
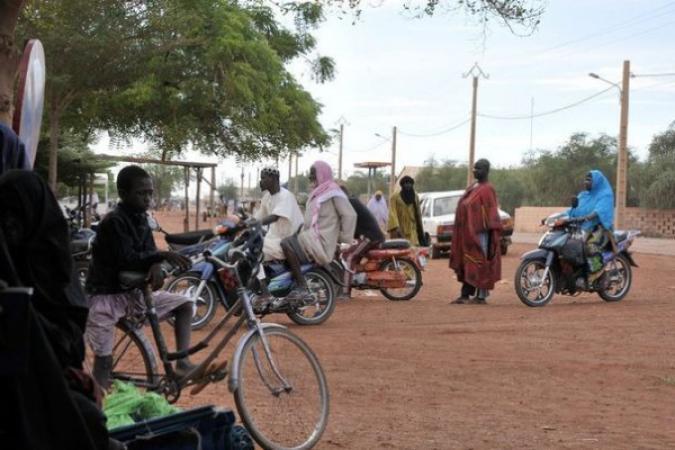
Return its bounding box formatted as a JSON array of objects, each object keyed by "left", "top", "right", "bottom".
[
  {"left": 0, "top": 170, "right": 114, "bottom": 449},
  {"left": 450, "top": 159, "right": 502, "bottom": 304}
]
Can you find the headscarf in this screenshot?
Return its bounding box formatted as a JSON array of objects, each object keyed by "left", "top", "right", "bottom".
[
  {"left": 0, "top": 122, "right": 29, "bottom": 174},
  {"left": 307, "top": 160, "right": 346, "bottom": 236},
  {"left": 569, "top": 169, "right": 614, "bottom": 231},
  {"left": 0, "top": 170, "right": 88, "bottom": 368},
  {"left": 399, "top": 175, "right": 416, "bottom": 205},
  {"left": 367, "top": 190, "right": 388, "bottom": 225}
]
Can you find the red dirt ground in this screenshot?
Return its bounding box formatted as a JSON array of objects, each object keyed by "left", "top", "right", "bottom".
[{"left": 154, "top": 212, "right": 675, "bottom": 449}]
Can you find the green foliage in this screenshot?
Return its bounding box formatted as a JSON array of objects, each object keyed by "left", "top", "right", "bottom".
[
  {"left": 143, "top": 164, "right": 185, "bottom": 208},
  {"left": 343, "top": 171, "right": 388, "bottom": 198},
  {"left": 33, "top": 131, "right": 113, "bottom": 195},
  {"left": 218, "top": 179, "right": 240, "bottom": 204},
  {"left": 293, "top": 0, "right": 544, "bottom": 34},
  {"left": 17, "top": 0, "right": 332, "bottom": 168},
  {"left": 414, "top": 158, "right": 466, "bottom": 192},
  {"left": 640, "top": 125, "right": 675, "bottom": 208}
]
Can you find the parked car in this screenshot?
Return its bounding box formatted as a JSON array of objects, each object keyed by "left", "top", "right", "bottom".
[{"left": 419, "top": 190, "right": 514, "bottom": 259}]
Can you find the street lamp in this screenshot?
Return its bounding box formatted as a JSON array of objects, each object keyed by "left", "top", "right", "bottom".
[{"left": 588, "top": 61, "right": 630, "bottom": 229}]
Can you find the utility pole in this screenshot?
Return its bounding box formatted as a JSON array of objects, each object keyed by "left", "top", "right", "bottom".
[
  {"left": 294, "top": 152, "right": 299, "bottom": 195},
  {"left": 463, "top": 63, "right": 489, "bottom": 186},
  {"left": 288, "top": 153, "right": 293, "bottom": 184},
  {"left": 336, "top": 116, "right": 349, "bottom": 181},
  {"left": 616, "top": 60, "right": 631, "bottom": 230},
  {"left": 240, "top": 165, "right": 244, "bottom": 199},
  {"left": 389, "top": 126, "right": 397, "bottom": 197}
]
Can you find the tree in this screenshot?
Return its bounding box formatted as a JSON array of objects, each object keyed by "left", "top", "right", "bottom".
[
  {"left": 218, "top": 179, "right": 240, "bottom": 206},
  {"left": 144, "top": 164, "right": 185, "bottom": 209},
  {"left": 281, "top": 0, "right": 544, "bottom": 34},
  {"left": 414, "top": 158, "right": 466, "bottom": 192},
  {"left": 640, "top": 125, "right": 675, "bottom": 209},
  {"left": 343, "top": 170, "right": 388, "bottom": 199}
]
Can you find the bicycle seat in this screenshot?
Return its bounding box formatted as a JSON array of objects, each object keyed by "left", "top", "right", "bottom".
[
  {"left": 379, "top": 239, "right": 411, "bottom": 250},
  {"left": 119, "top": 271, "right": 148, "bottom": 289},
  {"left": 165, "top": 229, "right": 214, "bottom": 246}
]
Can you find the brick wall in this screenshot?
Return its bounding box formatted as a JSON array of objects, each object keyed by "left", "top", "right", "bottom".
[
  {"left": 515, "top": 206, "right": 675, "bottom": 238},
  {"left": 514, "top": 207, "right": 565, "bottom": 233}
]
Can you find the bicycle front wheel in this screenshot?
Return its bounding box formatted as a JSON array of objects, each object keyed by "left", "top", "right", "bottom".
[{"left": 234, "top": 327, "right": 329, "bottom": 450}]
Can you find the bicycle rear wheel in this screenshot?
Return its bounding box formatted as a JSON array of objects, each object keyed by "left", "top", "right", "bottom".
[
  {"left": 84, "top": 319, "right": 158, "bottom": 390},
  {"left": 234, "top": 327, "right": 329, "bottom": 450}
]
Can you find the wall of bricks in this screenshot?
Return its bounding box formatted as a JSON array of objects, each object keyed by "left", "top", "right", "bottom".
[{"left": 515, "top": 206, "right": 675, "bottom": 238}]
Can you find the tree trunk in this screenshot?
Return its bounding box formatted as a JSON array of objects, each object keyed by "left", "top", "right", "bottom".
[
  {"left": 0, "top": 0, "right": 26, "bottom": 126},
  {"left": 48, "top": 105, "right": 60, "bottom": 192}
]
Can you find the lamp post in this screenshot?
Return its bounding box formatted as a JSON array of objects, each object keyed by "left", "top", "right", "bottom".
[{"left": 589, "top": 60, "right": 630, "bottom": 229}]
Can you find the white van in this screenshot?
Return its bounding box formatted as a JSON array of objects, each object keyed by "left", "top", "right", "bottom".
[{"left": 419, "top": 190, "right": 513, "bottom": 259}]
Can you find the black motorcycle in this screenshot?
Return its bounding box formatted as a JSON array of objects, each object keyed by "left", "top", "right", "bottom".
[{"left": 514, "top": 210, "right": 640, "bottom": 307}]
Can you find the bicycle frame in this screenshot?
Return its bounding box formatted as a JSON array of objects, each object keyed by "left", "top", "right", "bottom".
[{"left": 131, "top": 250, "right": 291, "bottom": 402}]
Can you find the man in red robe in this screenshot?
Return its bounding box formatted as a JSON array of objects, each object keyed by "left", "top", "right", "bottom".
[{"left": 450, "top": 159, "right": 502, "bottom": 304}]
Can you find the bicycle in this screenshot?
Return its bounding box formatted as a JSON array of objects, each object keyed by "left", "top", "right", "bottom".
[{"left": 95, "top": 220, "right": 330, "bottom": 450}]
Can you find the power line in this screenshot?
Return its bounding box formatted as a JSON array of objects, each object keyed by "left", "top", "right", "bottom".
[
  {"left": 478, "top": 86, "right": 615, "bottom": 121},
  {"left": 398, "top": 118, "right": 471, "bottom": 137},
  {"left": 348, "top": 139, "right": 389, "bottom": 154}
]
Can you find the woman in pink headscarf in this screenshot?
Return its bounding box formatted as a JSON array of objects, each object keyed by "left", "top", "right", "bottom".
[{"left": 279, "top": 160, "right": 356, "bottom": 306}]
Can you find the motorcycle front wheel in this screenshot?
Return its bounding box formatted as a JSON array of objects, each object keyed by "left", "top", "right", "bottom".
[
  {"left": 379, "top": 258, "right": 422, "bottom": 301},
  {"left": 166, "top": 273, "right": 219, "bottom": 330},
  {"left": 598, "top": 254, "right": 632, "bottom": 302},
  {"left": 514, "top": 258, "right": 556, "bottom": 307}
]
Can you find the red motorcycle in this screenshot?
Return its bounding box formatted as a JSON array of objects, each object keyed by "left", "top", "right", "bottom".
[{"left": 333, "top": 239, "right": 427, "bottom": 301}]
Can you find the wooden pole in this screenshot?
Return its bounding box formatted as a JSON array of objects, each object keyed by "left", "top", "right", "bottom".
[
  {"left": 195, "top": 167, "right": 202, "bottom": 229},
  {"left": 616, "top": 60, "right": 631, "bottom": 229},
  {"left": 294, "top": 152, "right": 299, "bottom": 195},
  {"left": 389, "top": 126, "right": 397, "bottom": 197},
  {"left": 338, "top": 123, "right": 344, "bottom": 180},
  {"left": 210, "top": 166, "right": 215, "bottom": 216},
  {"left": 183, "top": 167, "right": 189, "bottom": 232},
  {"left": 467, "top": 75, "right": 478, "bottom": 186}
]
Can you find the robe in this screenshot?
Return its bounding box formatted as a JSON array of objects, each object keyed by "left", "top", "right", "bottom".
[{"left": 449, "top": 181, "right": 502, "bottom": 290}]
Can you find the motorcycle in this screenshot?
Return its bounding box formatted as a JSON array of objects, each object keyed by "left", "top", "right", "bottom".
[
  {"left": 332, "top": 238, "right": 427, "bottom": 301},
  {"left": 66, "top": 204, "right": 97, "bottom": 288},
  {"left": 161, "top": 217, "right": 337, "bottom": 328},
  {"left": 514, "top": 210, "right": 640, "bottom": 307}
]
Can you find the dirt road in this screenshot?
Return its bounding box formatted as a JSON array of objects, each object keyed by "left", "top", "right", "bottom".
[{"left": 157, "top": 213, "right": 675, "bottom": 448}]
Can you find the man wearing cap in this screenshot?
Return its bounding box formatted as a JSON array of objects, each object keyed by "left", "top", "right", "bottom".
[{"left": 256, "top": 167, "right": 304, "bottom": 261}]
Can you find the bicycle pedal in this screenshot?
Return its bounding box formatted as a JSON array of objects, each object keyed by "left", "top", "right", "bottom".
[{"left": 189, "top": 360, "right": 227, "bottom": 396}]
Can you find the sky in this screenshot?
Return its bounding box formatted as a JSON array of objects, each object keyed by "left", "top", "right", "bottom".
[{"left": 94, "top": 0, "right": 675, "bottom": 189}]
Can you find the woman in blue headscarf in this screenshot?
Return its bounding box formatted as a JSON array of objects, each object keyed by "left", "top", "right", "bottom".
[{"left": 567, "top": 170, "right": 615, "bottom": 284}]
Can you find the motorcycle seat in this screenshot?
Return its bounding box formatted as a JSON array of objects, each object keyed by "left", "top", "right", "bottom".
[
  {"left": 379, "top": 239, "right": 411, "bottom": 250},
  {"left": 165, "top": 229, "right": 214, "bottom": 245},
  {"left": 613, "top": 231, "right": 628, "bottom": 243},
  {"left": 71, "top": 239, "right": 91, "bottom": 254},
  {"left": 119, "top": 271, "right": 148, "bottom": 289}
]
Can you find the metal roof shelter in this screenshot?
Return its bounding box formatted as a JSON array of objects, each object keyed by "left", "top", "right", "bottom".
[
  {"left": 353, "top": 161, "right": 390, "bottom": 198},
  {"left": 97, "top": 154, "right": 218, "bottom": 232}
]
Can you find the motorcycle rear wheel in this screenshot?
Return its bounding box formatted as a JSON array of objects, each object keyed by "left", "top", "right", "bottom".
[
  {"left": 598, "top": 254, "right": 632, "bottom": 302},
  {"left": 287, "top": 269, "right": 336, "bottom": 326},
  {"left": 515, "top": 258, "right": 556, "bottom": 307},
  {"left": 166, "top": 273, "right": 219, "bottom": 330},
  {"left": 379, "top": 258, "right": 422, "bottom": 301}
]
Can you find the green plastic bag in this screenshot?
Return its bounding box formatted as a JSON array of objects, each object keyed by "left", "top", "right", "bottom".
[{"left": 103, "top": 381, "right": 181, "bottom": 430}]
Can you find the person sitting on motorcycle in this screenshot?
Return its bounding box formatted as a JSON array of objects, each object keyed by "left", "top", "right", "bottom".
[
  {"left": 253, "top": 167, "right": 304, "bottom": 306},
  {"left": 563, "top": 169, "right": 615, "bottom": 287},
  {"left": 279, "top": 161, "right": 357, "bottom": 306},
  {"left": 85, "top": 165, "right": 193, "bottom": 389},
  {"left": 338, "top": 185, "right": 386, "bottom": 297}
]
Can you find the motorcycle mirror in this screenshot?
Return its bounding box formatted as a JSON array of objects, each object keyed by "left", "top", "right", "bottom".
[{"left": 570, "top": 196, "right": 579, "bottom": 208}]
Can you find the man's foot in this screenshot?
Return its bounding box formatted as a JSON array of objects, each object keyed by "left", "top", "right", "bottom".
[
  {"left": 175, "top": 361, "right": 198, "bottom": 378},
  {"left": 450, "top": 296, "right": 469, "bottom": 304},
  {"left": 251, "top": 293, "right": 272, "bottom": 313},
  {"left": 467, "top": 297, "right": 487, "bottom": 305},
  {"left": 285, "top": 287, "right": 315, "bottom": 307}
]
